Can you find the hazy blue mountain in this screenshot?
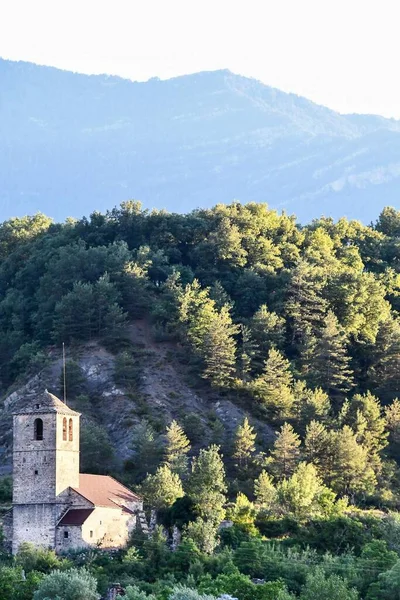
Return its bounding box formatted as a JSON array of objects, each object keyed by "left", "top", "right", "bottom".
[{"left": 1, "top": 57, "right": 400, "bottom": 223}]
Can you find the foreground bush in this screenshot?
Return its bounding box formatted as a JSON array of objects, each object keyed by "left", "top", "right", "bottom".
[{"left": 33, "top": 568, "right": 100, "bottom": 600}]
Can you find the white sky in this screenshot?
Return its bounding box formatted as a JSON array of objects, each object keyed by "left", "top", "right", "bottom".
[{"left": 1, "top": 0, "right": 400, "bottom": 118}]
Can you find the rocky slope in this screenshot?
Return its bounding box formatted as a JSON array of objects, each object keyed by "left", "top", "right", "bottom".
[
  {"left": 1, "top": 59, "right": 400, "bottom": 223},
  {"left": 0, "top": 320, "right": 274, "bottom": 475}
]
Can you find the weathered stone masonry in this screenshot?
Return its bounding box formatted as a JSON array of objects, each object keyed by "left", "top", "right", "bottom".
[{"left": 5, "top": 390, "right": 144, "bottom": 554}]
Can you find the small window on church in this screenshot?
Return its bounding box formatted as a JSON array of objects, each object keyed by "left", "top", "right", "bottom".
[
  {"left": 90, "top": 530, "right": 93, "bottom": 538},
  {"left": 34, "top": 469, "right": 38, "bottom": 475},
  {"left": 62, "top": 417, "right": 67, "bottom": 441},
  {"left": 69, "top": 418, "right": 73, "bottom": 442},
  {"left": 35, "top": 404, "right": 40, "bottom": 409},
  {"left": 64, "top": 531, "right": 69, "bottom": 539},
  {"left": 34, "top": 418, "right": 43, "bottom": 441}
]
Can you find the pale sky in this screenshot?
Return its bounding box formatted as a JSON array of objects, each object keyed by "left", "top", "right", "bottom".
[{"left": 1, "top": 0, "right": 400, "bottom": 118}]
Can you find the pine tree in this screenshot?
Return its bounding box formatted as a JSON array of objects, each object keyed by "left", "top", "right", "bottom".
[
  {"left": 368, "top": 315, "right": 400, "bottom": 402},
  {"left": 254, "top": 470, "right": 277, "bottom": 512},
  {"left": 152, "top": 271, "right": 183, "bottom": 337},
  {"left": 202, "top": 305, "right": 238, "bottom": 387},
  {"left": 239, "top": 325, "right": 258, "bottom": 382},
  {"left": 178, "top": 280, "right": 217, "bottom": 356},
  {"left": 53, "top": 276, "right": 127, "bottom": 344},
  {"left": 310, "top": 310, "right": 354, "bottom": 396},
  {"left": 165, "top": 420, "right": 191, "bottom": 476},
  {"left": 130, "top": 419, "right": 162, "bottom": 479},
  {"left": 120, "top": 261, "right": 152, "bottom": 319},
  {"left": 233, "top": 269, "right": 268, "bottom": 317},
  {"left": 328, "top": 426, "right": 377, "bottom": 498},
  {"left": 53, "top": 282, "right": 95, "bottom": 342},
  {"left": 252, "top": 349, "right": 295, "bottom": 419},
  {"left": 327, "top": 270, "right": 389, "bottom": 344},
  {"left": 233, "top": 417, "right": 257, "bottom": 471},
  {"left": 249, "top": 304, "right": 285, "bottom": 370},
  {"left": 343, "top": 392, "right": 388, "bottom": 454},
  {"left": 284, "top": 260, "right": 328, "bottom": 347},
  {"left": 298, "top": 327, "right": 318, "bottom": 380},
  {"left": 304, "top": 227, "right": 337, "bottom": 267},
  {"left": 94, "top": 273, "right": 126, "bottom": 337},
  {"left": 376, "top": 206, "right": 400, "bottom": 236},
  {"left": 304, "top": 420, "right": 330, "bottom": 472},
  {"left": 209, "top": 217, "right": 247, "bottom": 268},
  {"left": 385, "top": 399, "right": 400, "bottom": 464},
  {"left": 227, "top": 492, "right": 257, "bottom": 532},
  {"left": 178, "top": 281, "right": 238, "bottom": 386},
  {"left": 293, "top": 380, "right": 330, "bottom": 429},
  {"left": 268, "top": 423, "right": 301, "bottom": 480},
  {"left": 100, "top": 302, "right": 127, "bottom": 341},
  {"left": 141, "top": 465, "right": 184, "bottom": 510},
  {"left": 209, "top": 280, "right": 233, "bottom": 310},
  {"left": 385, "top": 399, "right": 400, "bottom": 444},
  {"left": 187, "top": 445, "right": 227, "bottom": 525}
]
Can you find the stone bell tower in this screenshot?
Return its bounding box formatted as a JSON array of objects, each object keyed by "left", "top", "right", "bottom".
[{"left": 11, "top": 390, "right": 80, "bottom": 553}]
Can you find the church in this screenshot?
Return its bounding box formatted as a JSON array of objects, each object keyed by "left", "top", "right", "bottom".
[{"left": 4, "top": 390, "right": 144, "bottom": 554}]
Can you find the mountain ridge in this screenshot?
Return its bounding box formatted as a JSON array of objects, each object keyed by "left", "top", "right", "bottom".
[{"left": 1, "top": 57, "right": 400, "bottom": 222}]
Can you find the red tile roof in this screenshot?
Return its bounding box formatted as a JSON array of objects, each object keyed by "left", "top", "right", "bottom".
[
  {"left": 58, "top": 508, "right": 94, "bottom": 526},
  {"left": 72, "top": 474, "right": 141, "bottom": 510}
]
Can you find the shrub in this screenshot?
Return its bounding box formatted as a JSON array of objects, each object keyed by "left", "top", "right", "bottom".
[
  {"left": 33, "top": 568, "right": 100, "bottom": 600},
  {"left": 15, "top": 542, "right": 63, "bottom": 573}
]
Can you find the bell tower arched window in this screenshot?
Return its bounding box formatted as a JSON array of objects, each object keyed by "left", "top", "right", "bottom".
[
  {"left": 62, "top": 417, "right": 67, "bottom": 441},
  {"left": 69, "top": 418, "right": 73, "bottom": 442},
  {"left": 34, "top": 418, "right": 43, "bottom": 441}
]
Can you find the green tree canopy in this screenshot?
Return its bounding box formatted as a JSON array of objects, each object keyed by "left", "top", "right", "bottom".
[
  {"left": 268, "top": 423, "right": 301, "bottom": 480},
  {"left": 33, "top": 568, "right": 100, "bottom": 600},
  {"left": 141, "top": 465, "right": 184, "bottom": 510},
  {"left": 165, "top": 420, "right": 191, "bottom": 475},
  {"left": 233, "top": 417, "right": 257, "bottom": 471},
  {"left": 187, "top": 445, "right": 227, "bottom": 525},
  {"left": 252, "top": 349, "right": 295, "bottom": 419}
]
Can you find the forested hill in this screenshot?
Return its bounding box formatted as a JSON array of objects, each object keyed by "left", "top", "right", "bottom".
[
  {"left": 2, "top": 57, "right": 400, "bottom": 223},
  {"left": 3, "top": 202, "right": 400, "bottom": 598},
  {"left": 1, "top": 201, "right": 400, "bottom": 398}
]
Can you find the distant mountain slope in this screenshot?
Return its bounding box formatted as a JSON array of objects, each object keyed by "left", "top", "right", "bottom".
[{"left": 1, "top": 58, "right": 400, "bottom": 222}]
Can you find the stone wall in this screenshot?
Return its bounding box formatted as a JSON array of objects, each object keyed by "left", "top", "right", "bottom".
[
  {"left": 13, "top": 412, "right": 80, "bottom": 504},
  {"left": 61, "top": 488, "right": 93, "bottom": 508},
  {"left": 2, "top": 509, "right": 13, "bottom": 552},
  {"left": 55, "top": 524, "right": 84, "bottom": 552},
  {"left": 55, "top": 413, "right": 80, "bottom": 495},
  {"left": 13, "top": 414, "right": 58, "bottom": 504},
  {"left": 81, "top": 506, "right": 135, "bottom": 548},
  {"left": 56, "top": 506, "right": 136, "bottom": 553},
  {"left": 12, "top": 504, "right": 58, "bottom": 554}
]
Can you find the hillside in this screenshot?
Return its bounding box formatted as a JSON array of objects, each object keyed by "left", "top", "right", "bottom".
[
  {"left": 2, "top": 201, "right": 400, "bottom": 598},
  {"left": 2, "top": 58, "right": 400, "bottom": 222},
  {"left": 0, "top": 320, "right": 273, "bottom": 476}
]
